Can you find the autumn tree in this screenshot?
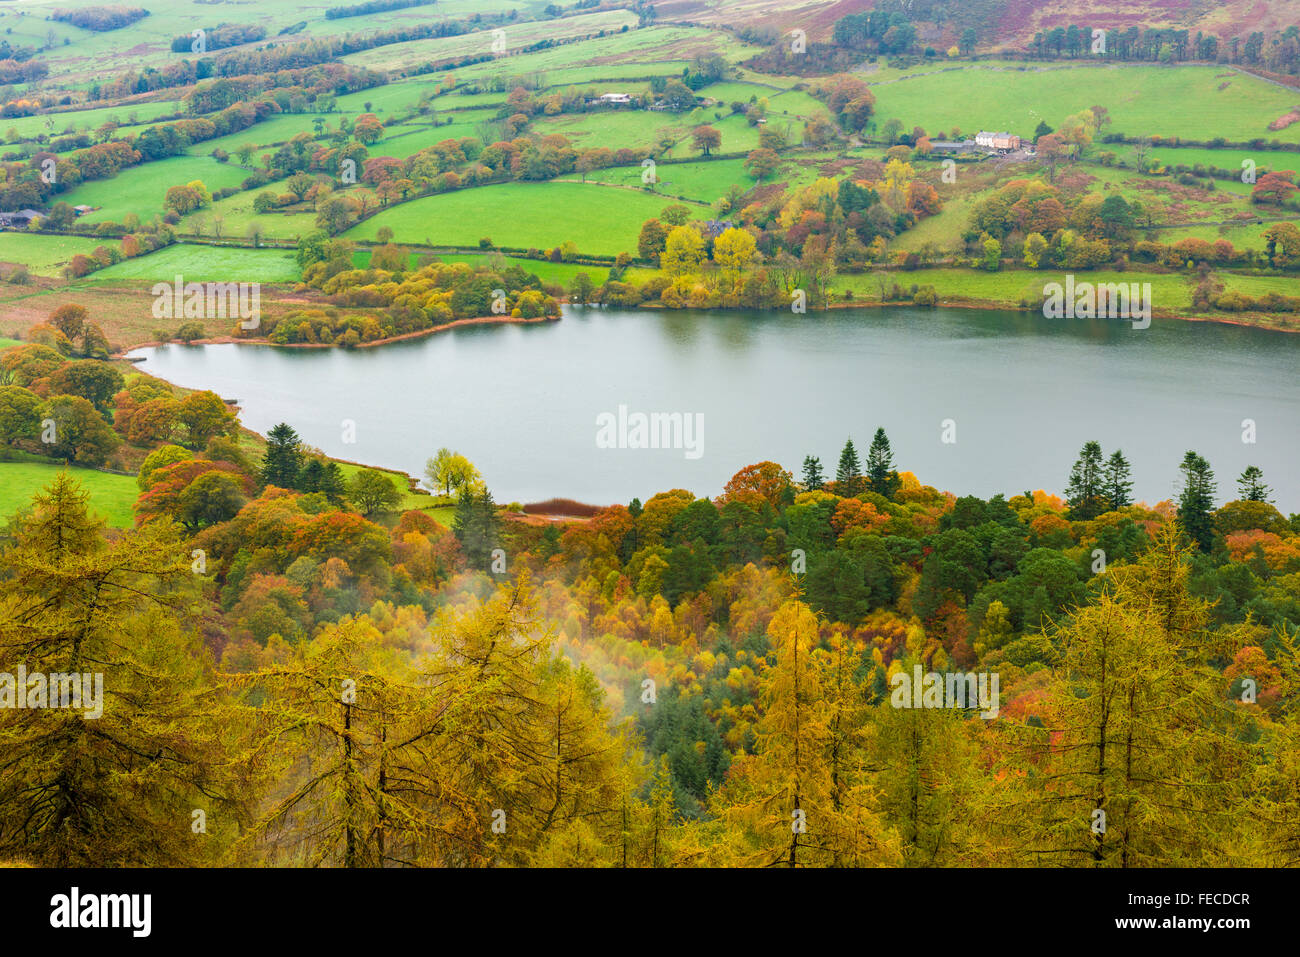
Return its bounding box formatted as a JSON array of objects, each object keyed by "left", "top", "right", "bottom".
[
  {"left": 745, "top": 148, "right": 780, "bottom": 182},
  {"left": 661, "top": 225, "right": 705, "bottom": 277},
  {"left": 175, "top": 390, "right": 236, "bottom": 449},
  {"left": 0, "top": 474, "right": 247, "bottom": 865},
  {"left": 691, "top": 124, "right": 721, "bottom": 156},
  {"left": 424, "top": 447, "right": 481, "bottom": 498},
  {"left": 40, "top": 394, "right": 120, "bottom": 465},
  {"left": 713, "top": 600, "right": 899, "bottom": 866},
  {"left": 49, "top": 303, "right": 88, "bottom": 341},
  {"left": 353, "top": 113, "right": 385, "bottom": 145},
  {"left": 1005, "top": 528, "right": 1250, "bottom": 866},
  {"left": 230, "top": 618, "right": 429, "bottom": 867}
]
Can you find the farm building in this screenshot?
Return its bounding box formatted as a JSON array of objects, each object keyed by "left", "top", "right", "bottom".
[
  {"left": 974, "top": 131, "right": 1022, "bottom": 151},
  {"left": 930, "top": 140, "right": 977, "bottom": 155},
  {"left": 0, "top": 209, "right": 40, "bottom": 229}
]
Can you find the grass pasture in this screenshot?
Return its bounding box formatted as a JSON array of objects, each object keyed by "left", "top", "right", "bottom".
[
  {"left": 0, "top": 461, "right": 138, "bottom": 528},
  {"left": 60, "top": 156, "right": 250, "bottom": 224},
  {"left": 347, "top": 180, "right": 697, "bottom": 255},
  {"left": 870, "top": 64, "right": 1300, "bottom": 145},
  {"left": 0, "top": 232, "right": 109, "bottom": 277},
  {"left": 580, "top": 157, "right": 753, "bottom": 203},
  {"left": 90, "top": 244, "right": 301, "bottom": 284},
  {"left": 834, "top": 267, "right": 1195, "bottom": 312},
  {"left": 431, "top": 252, "right": 653, "bottom": 287},
  {"left": 342, "top": 9, "right": 639, "bottom": 72}
]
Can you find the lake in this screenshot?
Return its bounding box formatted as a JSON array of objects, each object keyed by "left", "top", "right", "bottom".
[{"left": 128, "top": 306, "right": 1300, "bottom": 511}]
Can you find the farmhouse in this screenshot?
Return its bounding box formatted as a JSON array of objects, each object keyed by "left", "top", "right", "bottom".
[
  {"left": 974, "top": 131, "right": 1022, "bottom": 151},
  {"left": 702, "top": 219, "right": 734, "bottom": 239},
  {"left": 597, "top": 92, "right": 631, "bottom": 105}
]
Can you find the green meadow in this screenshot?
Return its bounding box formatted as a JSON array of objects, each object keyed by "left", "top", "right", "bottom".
[
  {"left": 0, "top": 232, "right": 109, "bottom": 277},
  {"left": 60, "top": 155, "right": 250, "bottom": 224},
  {"left": 0, "top": 462, "right": 138, "bottom": 528},
  {"left": 341, "top": 9, "right": 639, "bottom": 71},
  {"left": 90, "top": 244, "right": 301, "bottom": 283},
  {"left": 347, "top": 180, "right": 697, "bottom": 255},
  {"left": 580, "top": 157, "right": 752, "bottom": 203},
  {"left": 834, "top": 267, "right": 1195, "bottom": 311},
  {"left": 870, "top": 64, "right": 1300, "bottom": 144}
]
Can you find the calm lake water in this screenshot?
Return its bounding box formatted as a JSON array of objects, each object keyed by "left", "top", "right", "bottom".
[{"left": 129, "top": 306, "right": 1300, "bottom": 511}]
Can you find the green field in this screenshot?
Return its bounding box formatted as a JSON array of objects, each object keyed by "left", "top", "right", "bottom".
[
  {"left": 60, "top": 155, "right": 251, "bottom": 224},
  {"left": 580, "top": 156, "right": 754, "bottom": 203},
  {"left": 89, "top": 244, "right": 301, "bottom": 283},
  {"left": 1103, "top": 143, "right": 1300, "bottom": 175},
  {"left": 870, "top": 64, "right": 1300, "bottom": 145},
  {"left": 347, "top": 180, "right": 699, "bottom": 255},
  {"left": 446, "top": 25, "right": 762, "bottom": 84},
  {"left": 433, "top": 252, "right": 652, "bottom": 287},
  {"left": 536, "top": 106, "right": 765, "bottom": 159},
  {"left": 2, "top": 0, "right": 558, "bottom": 83},
  {"left": 0, "top": 232, "right": 111, "bottom": 277},
  {"left": 372, "top": 111, "right": 500, "bottom": 159},
  {"left": 1217, "top": 272, "right": 1300, "bottom": 297},
  {"left": 0, "top": 461, "right": 138, "bottom": 528},
  {"left": 834, "top": 267, "right": 1195, "bottom": 311},
  {"left": 342, "top": 9, "right": 639, "bottom": 71},
  {"left": 0, "top": 99, "right": 183, "bottom": 142},
  {"left": 178, "top": 192, "right": 319, "bottom": 243}
]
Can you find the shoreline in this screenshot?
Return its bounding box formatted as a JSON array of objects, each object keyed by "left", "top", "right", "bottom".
[
  {"left": 116, "top": 296, "right": 1296, "bottom": 360},
  {"left": 117, "top": 311, "right": 559, "bottom": 357}
]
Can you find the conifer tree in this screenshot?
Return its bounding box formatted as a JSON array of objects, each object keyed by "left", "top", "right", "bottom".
[
  {"left": 1177, "top": 450, "right": 1217, "bottom": 551},
  {"left": 230, "top": 617, "right": 428, "bottom": 867},
  {"left": 1007, "top": 527, "right": 1250, "bottom": 866},
  {"left": 1103, "top": 449, "right": 1133, "bottom": 510},
  {"left": 836, "top": 438, "right": 863, "bottom": 496},
  {"left": 1237, "top": 465, "right": 1273, "bottom": 503},
  {"left": 452, "top": 486, "right": 501, "bottom": 569},
  {"left": 866, "top": 427, "right": 898, "bottom": 496},
  {"left": 261, "top": 422, "right": 303, "bottom": 490},
  {"left": 801, "top": 455, "right": 824, "bottom": 491},
  {"left": 1065, "top": 440, "right": 1106, "bottom": 519},
  {"left": 714, "top": 599, "right": 897, "bottom": 867},
  {"left": 0, "top": 474, "right": 245, "bottom": 866}
]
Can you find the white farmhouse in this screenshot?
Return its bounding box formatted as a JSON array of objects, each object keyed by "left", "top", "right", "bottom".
[{"left": 975, "top": 130, "right": 1022, "bottom": 151}]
